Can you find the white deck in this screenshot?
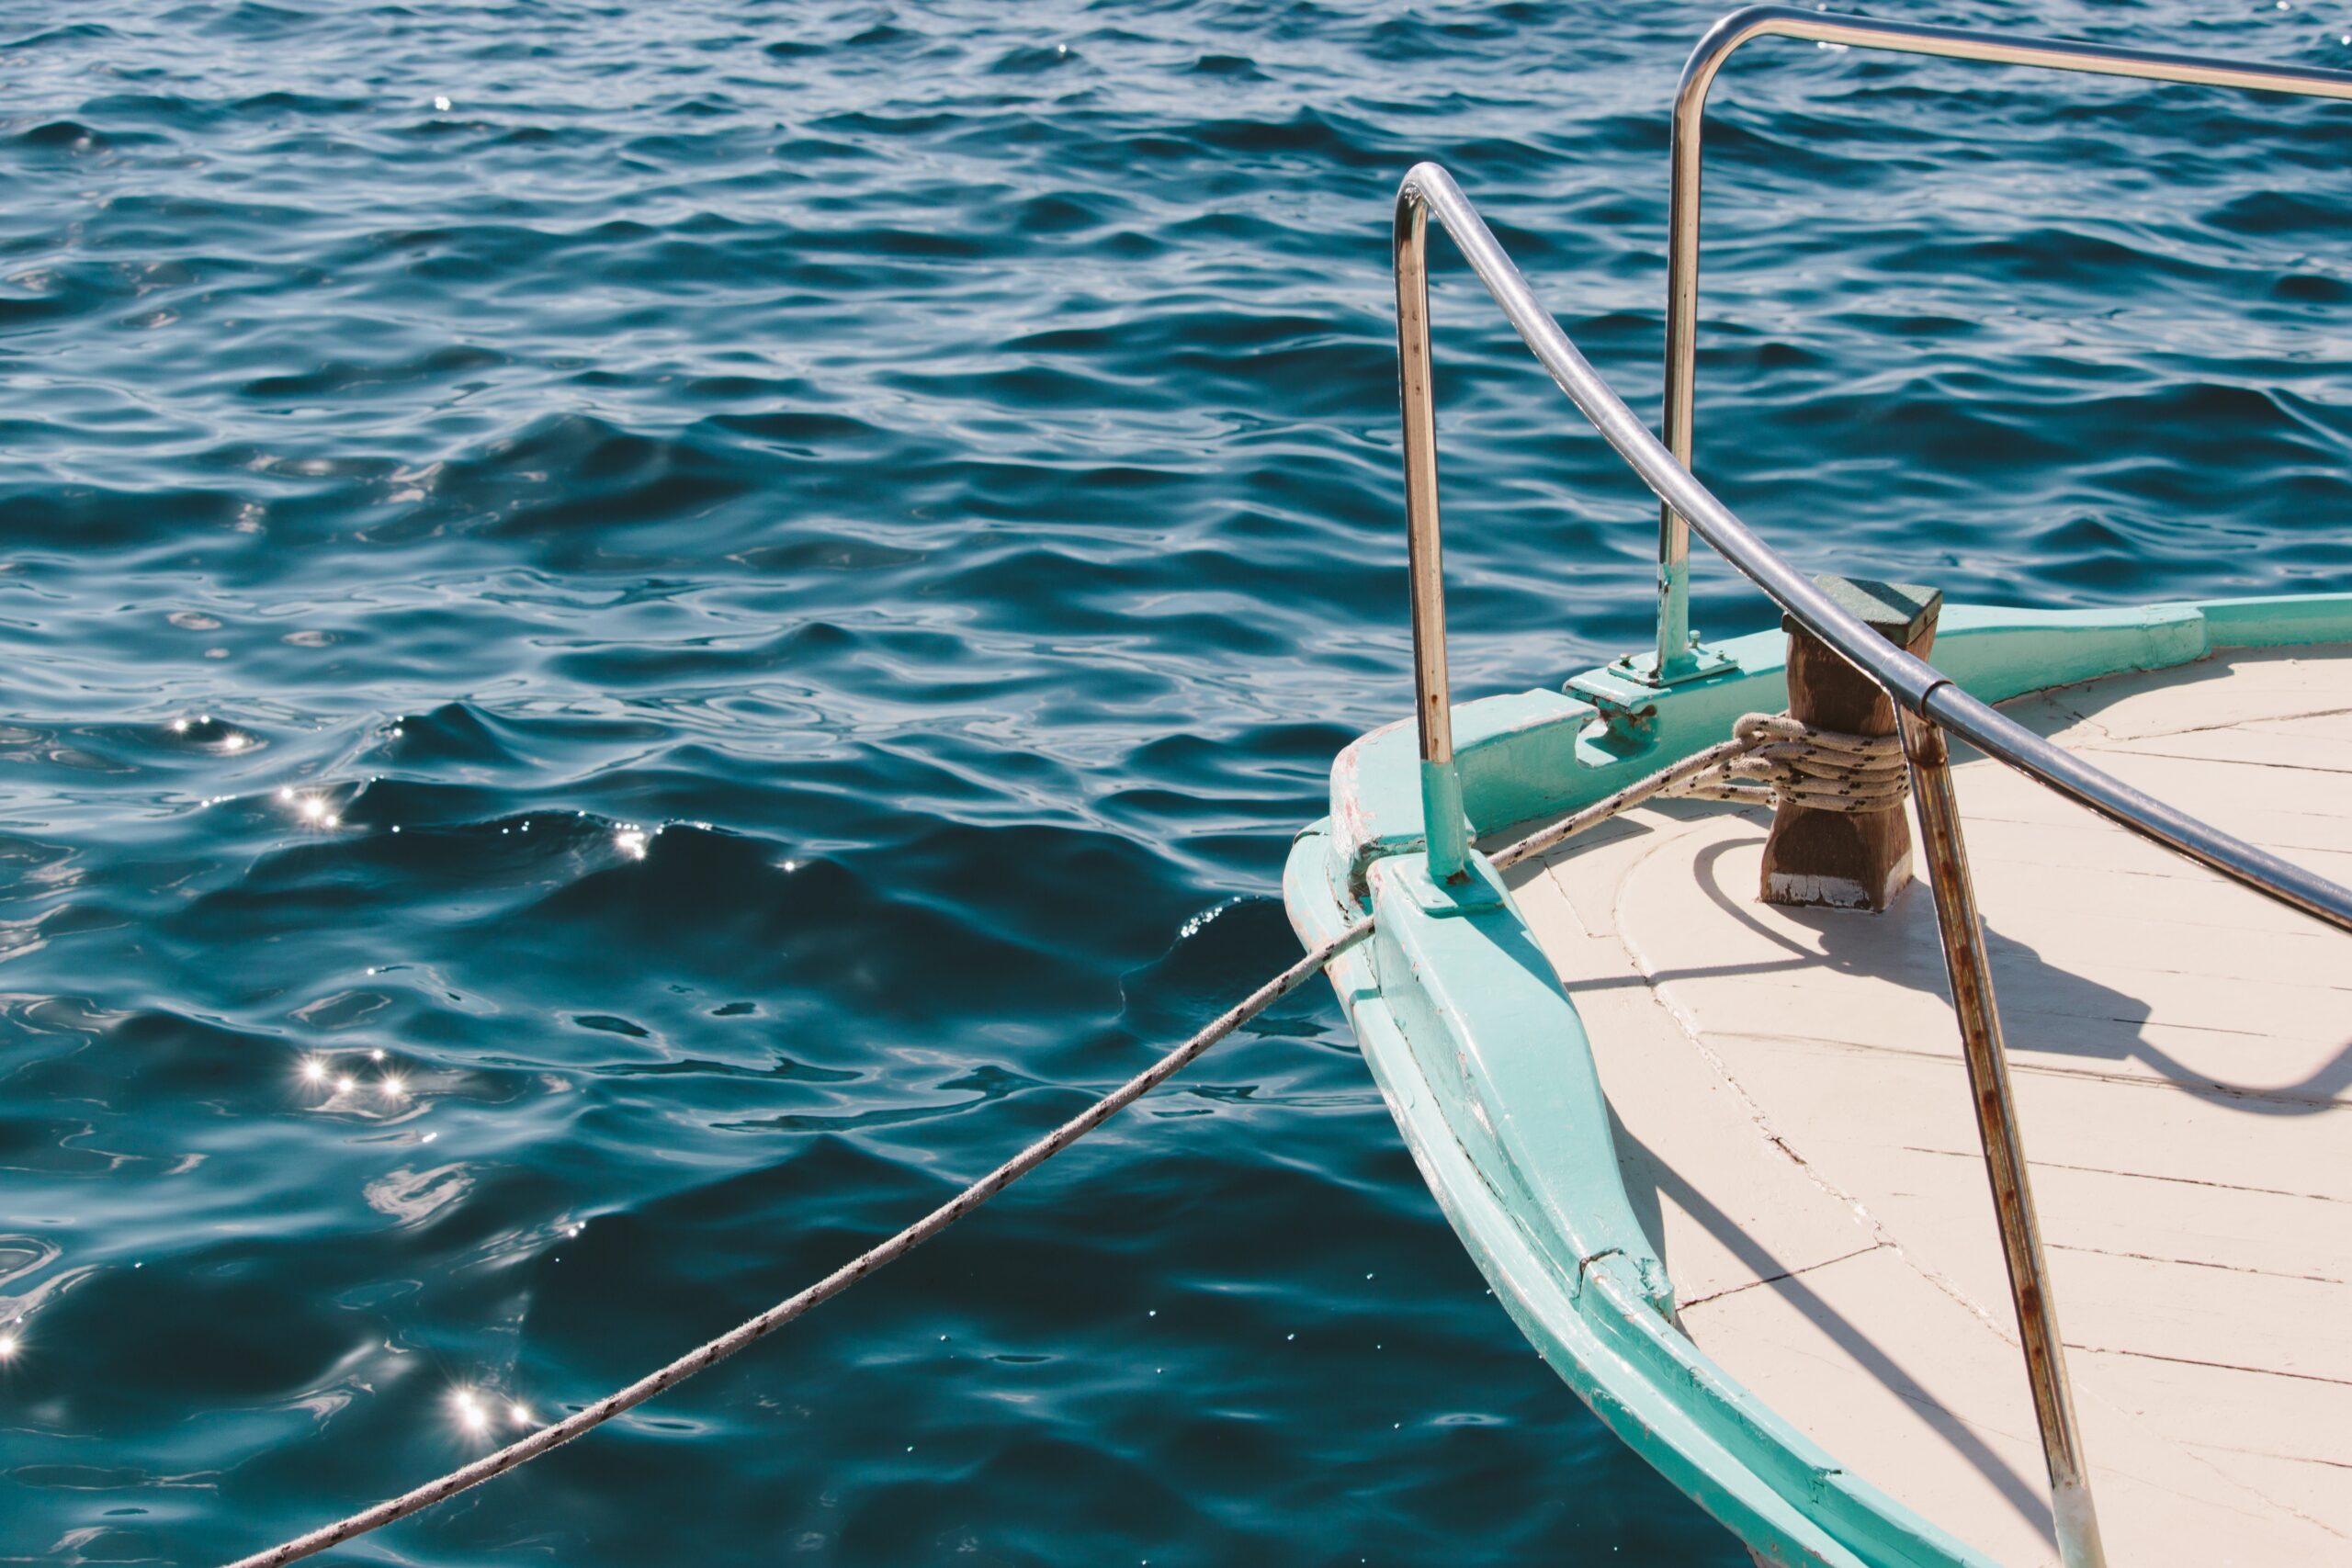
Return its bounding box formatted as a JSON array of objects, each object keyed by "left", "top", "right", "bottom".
[{"left": 1501, "top": 647, "right": 2352, "bottom": 1566}]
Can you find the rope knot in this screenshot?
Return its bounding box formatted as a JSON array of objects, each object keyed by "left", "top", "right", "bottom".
[{"left": 1672, "top": 712, "right": 1911, "bottom": 814}]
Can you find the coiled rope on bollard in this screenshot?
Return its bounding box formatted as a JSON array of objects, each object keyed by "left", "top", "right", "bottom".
[{"left": 225, "top": 708, "right": 1865, "bottom": 1567}]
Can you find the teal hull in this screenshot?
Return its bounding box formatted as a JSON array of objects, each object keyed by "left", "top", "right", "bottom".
[{"left": 1283, "top": 593, "right": 2352, "bottom": 1568}]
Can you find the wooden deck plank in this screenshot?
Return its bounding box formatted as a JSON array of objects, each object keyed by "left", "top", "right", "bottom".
[
  {"left": 1611, "top": 829, "right": 2352, "bottom": 1101},
  {"left": 2095, "top": 722, "right": 2352, "bottom": 775},
  {"left": 2003, "top": 647, "right": 2352, "bottom": 744},
  {"left": 1502, "top": 856, "right": 1878, "bottom": 1307},
  {"left": 1530, "top": 646, "right": 2352, "bottom": 1562},
  {"left": 1679, "top": 1247, "right": 2060, "bottom": 1568},
  {"left": 1679, "top": 1246, "right": 2335, "bottom": 1568}
]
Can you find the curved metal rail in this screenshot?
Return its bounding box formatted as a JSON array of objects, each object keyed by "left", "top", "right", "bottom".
[
  {"left": 1653, "top": 4, "right": 2352, "bottom": 680},
  {"left": 1394, "top": 159, "right": 2352, "bottom": 1568},
  {"left": 1396, "top": 161, "right": 2352, "bottom": 936}
]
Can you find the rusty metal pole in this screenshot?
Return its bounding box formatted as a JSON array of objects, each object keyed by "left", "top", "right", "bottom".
[
  {"left": 1394, "top": 180, "right": 1469, "bottom": 884},
  {"left": 1899, "top": 711, "right": 2108, "bottom": 1568}
]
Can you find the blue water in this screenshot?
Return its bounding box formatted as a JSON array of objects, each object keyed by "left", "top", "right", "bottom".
[{"left": 2, "top": 1, "right": 2346, "bottom": 1562}]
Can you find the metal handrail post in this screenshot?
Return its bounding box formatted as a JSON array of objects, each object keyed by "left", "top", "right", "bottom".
[
  {"left": 1396, "top": 152, "right": 2352, "bottom": 1561},
  {"left": 1657, "top": 4, "right": 2352, "bottom": 678},
  {"left": 1901, "top": 712, "right": 2106, "bottom": 1568},
  {"left": 1395, "top": 180, "right": 1470, "bottom": 882},
  {"left": 1393, "top": 158, "right": 2352, "bottom": 937}
]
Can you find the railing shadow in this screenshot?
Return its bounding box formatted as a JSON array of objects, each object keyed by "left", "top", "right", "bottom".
[
  {"left": 1658, "top": 823, "right": 2352, "bottom": 1114},
  {"left": 1607, "top": 1111, "right": 2059, "bottom": 1546}
]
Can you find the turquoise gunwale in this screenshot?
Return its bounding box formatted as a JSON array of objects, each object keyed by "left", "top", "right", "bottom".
[{"left": 1283, "top": 592, "right": 2352, "bottom": 1568}]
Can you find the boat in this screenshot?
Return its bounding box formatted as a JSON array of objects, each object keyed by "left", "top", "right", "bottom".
[{"left": 1282, "top": 11, "right": 2352, "bottom": 1566}]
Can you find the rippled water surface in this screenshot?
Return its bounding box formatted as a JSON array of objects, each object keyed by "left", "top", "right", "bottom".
[{"left": 3, "top": 1, "right": 2348, "bottom": 1562}]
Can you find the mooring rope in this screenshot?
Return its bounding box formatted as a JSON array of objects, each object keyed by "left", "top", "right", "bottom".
[
  {"left": 224, "top": 917, "right": 1371, "bottom": 1568},
  {"left": 225, "top": 706, "right": 1898, "bottom": 1568},
  {"left": 1667, "top": 712, "right": 1911, "bottom": 815}
]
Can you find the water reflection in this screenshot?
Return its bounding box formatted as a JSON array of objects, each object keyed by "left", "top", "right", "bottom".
[{"left": 450, "top": 1384, "right": 537, "bottom": 1438}]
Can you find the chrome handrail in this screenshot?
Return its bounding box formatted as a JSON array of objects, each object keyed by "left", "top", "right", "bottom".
[
  {"left": 1393, "top": 159, "right": 2352, "bottom": 1568},
  {"left": 1396, "top": 161, "right": 2352, "bottom": 937},
  {"left": 1655, "top": 4, "right": 2352, "bottom": 681}
]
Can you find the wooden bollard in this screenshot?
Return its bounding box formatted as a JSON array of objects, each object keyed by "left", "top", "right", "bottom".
[{"left": 1759, "top": 576, "right": 1941, "bottom": 912}]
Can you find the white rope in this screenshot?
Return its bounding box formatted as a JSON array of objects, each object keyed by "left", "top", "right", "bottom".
[
  {"left": 224, "top": 915, "right": 1372, "bottom": 1568},
  {"left": 1491, "top": 712, "right": 1906, "bottom": 872},
  {"left": 222, "top": 706, "right": 1902, "bottom": 1567},
  {"left": 1659, "top": 711, "right": 1910, "bottom": 814},
  {"left": 1490, "top": 733, "right": 1752, "bottom": 870}
]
